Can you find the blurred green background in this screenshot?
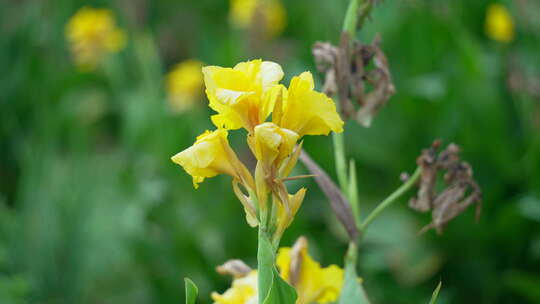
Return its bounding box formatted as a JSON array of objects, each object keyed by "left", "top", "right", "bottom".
[{"left": 1, "top": 0, "right": 540, "bottom": 303}]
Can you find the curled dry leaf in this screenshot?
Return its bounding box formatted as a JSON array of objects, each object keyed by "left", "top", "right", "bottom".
[
  {"left": 312, "top": 32, "right": 395, "bottom": 127},
  {"left": 408, "top": 140, "right": 482, "bottom": 234},
  {"left": 216, "top": 259, "right": 253, "bottom": 278},
  {"left": 299, "top": 150, "right": 359, "bottom": 240}
]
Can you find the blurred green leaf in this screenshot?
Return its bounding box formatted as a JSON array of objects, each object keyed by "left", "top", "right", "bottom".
[
  {"left": 428, "top": 281, "right": 442, "bottom": 304},
  {"left": 184, "top": 278, "right": 198, "bottom": 304},
  {"left": 338, "top": 261, "right": 370, "bottom": 304}
]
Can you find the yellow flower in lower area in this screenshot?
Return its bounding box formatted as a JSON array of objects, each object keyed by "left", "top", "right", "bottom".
[
  {"left": 65, "top": 6, "right": 126, "bottom": 69},
  {"left": 485, "top": 3, "right": 514, "bottom": 43},
  {"left": 171, "top": 129, "right": 251, "bottom": 189},
  {"left": 166, "top": 59, "right": 204, "bottom": 113},
  {"left": 212, "top": 238, "right": 345, "bottom": 304},
  {"left": 212, "top": 271, "right": 259, "bottom": 304},
  {"left": 229, "top": 0, "right": 286, "bottom": 37},
  {"left": 275, "top": 72, "right": 344, "bottom": 138},
  {"left": 203, "top": 59, "right": 284, "bottom": 132},
  {"left": 277, "top": 238, "right": 344, "bottom": 304}
]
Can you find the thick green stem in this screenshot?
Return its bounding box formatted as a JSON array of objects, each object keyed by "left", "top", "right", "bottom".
[
  {"left": 359, "top": 167, "right": 421, "bottom": 232},
  {"left": 257, "top": 225, "right": 274, "bottom": 304}
]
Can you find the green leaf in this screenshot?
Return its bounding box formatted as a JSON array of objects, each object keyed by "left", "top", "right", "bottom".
[
  {"left": 262, "top": 268, "right": 298, "bottom": 304},
  {"left": 428, "top": 281, "right": 442, "bottom": 304},
  {"left": 338, "top": 260, "right": 370, "bottom": 304},
  {"left": 258, "top": 229, "right": 297, "bottom": 304},
  {"left": 184, "top": 278, "right": 198, "bottom": 304}
]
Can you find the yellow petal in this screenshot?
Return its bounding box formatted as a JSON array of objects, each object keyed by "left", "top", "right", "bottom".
[
  {"left": 212, "top": 270, "right": 258, "bottom": 304},
  {"left": 280, "top": 72, "right": 344, "bottom": 137},
  {"left": 202, "top": 59, "right": 284, "bottom": 131},
  {"left": 171, "top": 129, "right": 238, "bottom": 188},
  {"left": 275, "top": 188, "right": 306, "bottom": 238},
  {"left": 277, "top": 239, "right": 345, "bottom": 304},
  {"left": 251, "top": 122, "right": 299, "bottom": 167}
]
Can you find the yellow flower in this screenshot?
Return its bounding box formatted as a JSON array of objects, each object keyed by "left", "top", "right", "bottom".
[
  {"left": 274, "top": 72, "right": 344, "bottom": 138},
  {"left": 277, "top": 238, "right": 344, "bottom": 304},
  {"left": 166, "top": 59, "right": 204, "bottom": 113},
  {"left": 171, "top": 129, "right": 252, "bottom": 189},
  {"left": 229, "top": 0, "right": 286, "bottom": 37},
  {"left": 485, "top": 3, "right": 515, "bottom": 43},
  {"left": 65, "top": 7, "right": 126, "bottom": 69},
  {"left": 212, "top": 238, "right": 345, "bottom": 304},
  {"left": 203, "top": 59, "right": 284, "bottom": 132},
  {"left": 212, "top": 271, "right": 259, "bottom": 304}
]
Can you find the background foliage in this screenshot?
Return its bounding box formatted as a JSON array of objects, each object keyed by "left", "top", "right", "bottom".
[{"left": 1, "top": 0, "right": 540, "bottom": 303}]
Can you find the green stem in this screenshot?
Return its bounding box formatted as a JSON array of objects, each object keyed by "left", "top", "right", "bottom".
[
  {"left": 257, "top": 225, "right": 274, "bottom": 304},
  {"left": 359, "top": 167, "right": 421, "bottom": 231},
  {"left": 343, "top": 0, "right": 373, "bottom": 36},
  {"left": 333, "top": 132, "right": 349, "bottom": 195},
  {"left": 343, "top": 0, "right": 360, "bottom": 35},
  {"left": 335, "top": 0, "right": 375, "bottom": 206}
]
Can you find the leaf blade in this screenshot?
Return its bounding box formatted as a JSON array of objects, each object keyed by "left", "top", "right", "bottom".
[
  {"left": 184, "top": 278, "right": 198, "bottom": 304},
  {"left": 338, "top": 259, "right": 370, "bottom": 304},
  {"left": 428, "top": 281, "right": 442, "bottom": 304}
]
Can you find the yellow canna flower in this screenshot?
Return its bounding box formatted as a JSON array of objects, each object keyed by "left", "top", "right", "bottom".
[
  {"left": 485, "top": 3, "right": 515, "bottom": 43},
  {"left": 212, "top": 238, "right": 346, "bottom": 304},
  {"left": 212, "top": 270, "right": 259, "bottom": 304},
  {"left": 277, "top": 238, "right": 344, "bottom": 304},
  {"left": 203, "top": 59, "right": 284, "bottom": 132},
  {"left": 171, "top": 129, "right": 252, "bottom": 189},
  {"left": 229, "top": 0, "right": 286, "bottom": 37},
  {"left": 65, "top": 7, "right": 126, "bottom": 69},
  {"left": 166, "top": 59, "right": 204, "bottom": 113},
  {"left": 274, "top": 72, "right": 344, "bottom": 138}
]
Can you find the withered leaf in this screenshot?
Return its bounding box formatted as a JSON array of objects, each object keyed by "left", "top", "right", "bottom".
[
  {"left": 409, "top": 140, "right": 482, "bottom": 234},
  {"left": 312, "top": 32, "right": 395, "bottom": 127},
  {"left": 299, "top": 150, "right": 359, "bottom": 240},
  {"left": 216, "top": 259, "right": 252, "bottom": 278}
]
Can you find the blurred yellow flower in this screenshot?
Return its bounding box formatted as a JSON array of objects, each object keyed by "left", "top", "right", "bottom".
[
  {"left": 485, "top": 3, "right": 515, "bottom": 43},
  {"left": 212, "top": 238, "right": 345, "bottom": 304},
  {"left": 166, "top": 59, "right": 204, "bottom": 113},
  {"left": 229, "top": 0, "right": 286, "bottom": 37},
  {"left": 65, "top": 7, "right": 126, "bottom": 69},
  {"left": 275, "top": 72, "right": 344, "bottom": 138},
  {"left": 277, "top": 238, "right": 344, "bottom": 304},
  {"left": 171, "top": 129, "right": 252, "bottom": 189},
  {"left": 212, "top": 271, "right": 259, "bottom": 304},
  {"left": 203, "top": 59, "right": 284, "bottom": 132}
]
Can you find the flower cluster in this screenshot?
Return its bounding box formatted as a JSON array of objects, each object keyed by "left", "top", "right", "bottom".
[
  {"left": 212, "top": 238, "right": 344, "bottom": 304},
  {"left": 166, "top": 59, "right": 204, "bottom": 113},
  {"left": 171, "top": 59, "right": 343, "bottom": 240},
  {"left": 65, "top": 7, "right": 126, "bottom": 69}
]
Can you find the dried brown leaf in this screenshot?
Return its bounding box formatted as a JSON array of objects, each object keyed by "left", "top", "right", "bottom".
[
  {"left": 299, "top": 150, "right": 359, "bottom": 240},
  {"left": 410, "top": 140, "right": 482, "bottom": 234}
]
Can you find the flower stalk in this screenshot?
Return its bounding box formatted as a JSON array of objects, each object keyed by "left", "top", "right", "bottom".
[{"left": 359, "top": 167, "right": 421, "bottom": 232}]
